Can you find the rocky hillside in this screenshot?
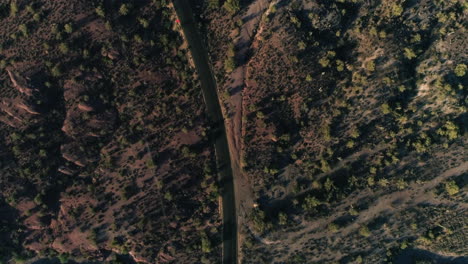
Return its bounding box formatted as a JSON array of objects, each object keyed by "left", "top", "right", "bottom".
[{"left": 0, "top": 1, "right": 221, "bottom": 263}]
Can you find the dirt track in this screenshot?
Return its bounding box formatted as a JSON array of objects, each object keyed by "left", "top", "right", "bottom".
[{"left": 220, "top": 1, "right": 271, "bottom": 262}]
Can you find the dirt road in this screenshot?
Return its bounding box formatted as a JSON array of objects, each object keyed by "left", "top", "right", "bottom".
[{"left": 172, "top": 1, "right": 237, "bottom": 263}]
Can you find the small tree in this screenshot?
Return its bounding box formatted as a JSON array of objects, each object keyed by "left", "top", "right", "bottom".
[
  {"left": 201, "top": 233, "right": 212, "bottom": 253},
  {"left": 138, "top": 18, "right": 149, "bottom": 28},
  {"left": 64, "top": 23, "right": 73, "bottom": 34},
  {"left": 328, "top": 223, "right": 339, "bottom": 233},
  {"left": 18, "top": 24, "right": 28, "bottom": 36},
  {"left": 223, "top": 0, "right": 240, "bottom": 14},
  {"left": 224, "top": 56, "right": 236, "bottom": 72},
  {"left": 278, "top": 212, "right": 287, "bottom": 226},
  {"left": 10, "top": 2, "right": 18, "bottom": 17},
  {"left": 33, "top": 13, "right": 41, "bottom": 22},
  {"left": 208, "top": 0, "right": 219, "bottom": 9},
  {"left": 454, "top": 64, "right": 466, "bottom": 77},
  {"left": 381, "top": 103, "right": 391, "bottom": 114},
  {"left": 119, "top": 4, "right": 130, "bottom": 16},
  {"left": 391, "top": 4, "right": 403, "bottom": 17},
  {"left": 302, "top": 196, "right": 320, "bottom": 211},
  {"left": 404, "top": 48, "right": 417, "bottom": 59},
  {"left": 359, "top": 226, "right": 371, "bottom": 237},
  {"left": 444, "top": 180, "right": 459, "bottom": 196},
  {"left": 51, "top": 65, "right": 62, "bottom": 77},
  {"left": 59, "top": 43, "right": 69, "bottom": 54},
  {"left": 95, "top": 6, "right": 105, "bottom": 17}
]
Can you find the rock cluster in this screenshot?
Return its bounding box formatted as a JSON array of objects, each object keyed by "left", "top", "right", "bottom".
[{"left": 0, "top": 69, "right": 44, "bottom": 129}]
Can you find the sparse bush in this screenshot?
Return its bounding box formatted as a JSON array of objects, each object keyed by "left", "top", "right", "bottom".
[
  {"left": 298, "top": 41, "right": 306, "bottom": 50},
  {"left": 252, "top": 209, "right": 269, "bottom": 233},
  {"left": 33, "top": 13, "right": 41, "bottom": 22},
  {"left": 437, "top": 121, "right": 458, "bottom": 140},
  {"left": 336, "top": 60, "right": 345, "bottom": 72}
]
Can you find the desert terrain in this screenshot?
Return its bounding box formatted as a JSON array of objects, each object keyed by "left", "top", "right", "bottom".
[{"left": 0, "top": 1, "right": 466, "bottom": 264}]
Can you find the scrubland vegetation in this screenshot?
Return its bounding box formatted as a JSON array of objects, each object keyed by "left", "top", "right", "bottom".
[
  {"left": 0, "top": 0, "right": 466, "bottom": 263},
  {"left": 196, "top": 0, "right": 467, "bottom": 263},
  {"left": 0, "top": 1, "right": 222, "bottom": 263}
]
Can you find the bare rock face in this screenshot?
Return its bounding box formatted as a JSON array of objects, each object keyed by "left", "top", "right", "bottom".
[
  {"left": 62, "top": 104, "right": 117, "bottom": 139},
  {"left": 58, "top": 166, "right": 75, "bottom": 176},
  {"left": 0, "top": 69, "right": 46, "bottom": 129},
  {"left": 7, "top": 69, "right": 39, "bottom": 97},
  {"left": 0, "top": 98, "right": 40, "bottom": 129},
  {"left": 63, "top": 78, "right": 86, "bottom": 103},
  {"left": 101, "top": 49, "right": 120, "bottom": 60},
  {"left": 60, "top": 73, "right": 118, "bottom": 170},
  {"left": 17, "top": 102, "right": 41, "bottom": 115},
  {"left": 77, "top": 103, "right": 95, "bottom": 112},
  {"left": 61, "top": 142, "right": 99, "bottom": 167}
]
